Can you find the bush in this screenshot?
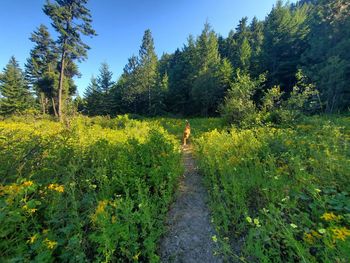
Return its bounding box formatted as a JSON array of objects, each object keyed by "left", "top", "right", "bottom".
[
  {"left": 195, "top": 115, "right": 350, "bottom": 262},
  {"left": 260, "top": 70, "right": 321, "bottom": 125},
  {"left": 0, "top": 116, "right": 183, "bottom": 262},
  {"left": 219, "top": 71, "right": 265, "bottom": 127}
]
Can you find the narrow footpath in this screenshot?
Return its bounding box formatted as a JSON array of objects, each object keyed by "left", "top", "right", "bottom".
[{"left": 160, "top": 145, "right": 222, "bottom": 263}]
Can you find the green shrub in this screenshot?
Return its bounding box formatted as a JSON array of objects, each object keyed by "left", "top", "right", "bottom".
[
  {"left": 219, "top": 71, "right": 265, "bottom": 127},
  {"left": 0, "top": 116, "right": 183, "bottom": 262},
  {"left": 195, "top": 115, "right": 350, "bottom": 262}
]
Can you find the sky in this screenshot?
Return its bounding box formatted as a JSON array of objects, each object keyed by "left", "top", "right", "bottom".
[{"left": 0, "top": 0, "right": 296, "bottom": 96}]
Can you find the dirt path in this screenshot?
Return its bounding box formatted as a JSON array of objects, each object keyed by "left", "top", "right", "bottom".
[{"left": 159, "top": 145, "right": 222, "bottom": 263}]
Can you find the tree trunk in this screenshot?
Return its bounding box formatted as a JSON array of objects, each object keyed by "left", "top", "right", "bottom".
[
  {"left": 52, "top": 97, "right": 58, "bottom": 117},
  {"left": 58, "top": 50, "right": 66, "bottom": 122},
  {"left": 148, "top": 85, "right": 151, "bottom": 114},
  {"left": 40, "top": 92, "right": 46, "bottom": 114}
]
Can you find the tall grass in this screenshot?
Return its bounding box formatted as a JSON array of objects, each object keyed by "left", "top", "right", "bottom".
[
  {"left": 0, "top": 115, "right": 183, "bottom": 262},
  {"left": 195, "top": 115, "right": 350, "bottom": 262}
]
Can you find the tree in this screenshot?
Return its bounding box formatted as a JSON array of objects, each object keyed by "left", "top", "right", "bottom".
[
  {"left": 151, "top": 72, "right": 168, "bottom": 115},
  {"left": 84, "top": 76, "right": 101, "bottom": 115},
  {"left": 166, "top": 35, "right": 197, "bottom": 115},
  {"left": 43, "top": 0, "right": 96, "bottom": 121},
  {"left": 83, "top": 63, "right": 114, "bottom": 116},
  {"left": 219, "top": 71, "right": 265, "bottom": 126},
  {"left": 97, "top": 63, "right": 114, "bottom": 115},
  {"left": 216, "top": 58, "right": 234, "bottom": 104},
  {"left": 192, "top": 22, "right": 223, "bottom": 116},
  {"left": 237, "top": 37, "right": 251, "bottom": 72},
  {"left": 262, "top": 0, "right": 309, "bottom": 92},
  {"left": 302, "top": 0, "right": 350, "bottom": 112},
  {"left": 116, "top": 30, "right": 158, "bottom": 115},
  {"left": 119, "top": 55, "right": 141, "bottom": 113},
  {"left": 25, "top": 24, "right": 58, "bottom": 115},
  {"left": 249, "top": 17, "right": 264, "bottom": 77},
  {"left": 0, "top": 57, "right": 33, "bottom": 115},
  {"left": 224, "top": 17, "right": 251, "bottom": 69},
  {"left": 138, "top": 29, "right": 158, "bottom": 114}
]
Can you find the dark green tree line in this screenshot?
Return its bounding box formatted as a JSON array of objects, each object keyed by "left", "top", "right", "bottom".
[{"left": 2, "top": 0, "right": 349, "bottom": 118}]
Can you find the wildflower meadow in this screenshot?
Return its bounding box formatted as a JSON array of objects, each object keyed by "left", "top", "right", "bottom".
[
  {"left": 0, "top": 116, "right": 182, "bottom": 262},
  {"left": 195, "top": 115, "right": 350, "bottom": 262}
]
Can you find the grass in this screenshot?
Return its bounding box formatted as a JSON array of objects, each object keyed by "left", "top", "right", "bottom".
[
  {"left": 194, "top": 115, "right": 350, "bottom": 262},
  {"left": 0, "top": 115, "right": 183, "bottom": 262},
  {"left": 1, "top": 113, "right": 349, "bottom": 262}
]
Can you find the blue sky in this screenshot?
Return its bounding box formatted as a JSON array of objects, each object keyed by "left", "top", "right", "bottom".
[{"left": 0, "top": 0, "right": 295, "bottom": 95}]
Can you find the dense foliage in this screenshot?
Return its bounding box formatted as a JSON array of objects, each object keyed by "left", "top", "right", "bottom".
[
  {"left": 195, "top": 115, "right": 350, "bottom": 262},
  {"left": 1, "top": 0, "right": 349, "bottom": 119},
  {"left": 0, "top": 116, "right": 182, "bottom": 262},
  {"left": 0, "top": 57, "right": 33, "bottom": 115},
  {"left": 82, "top": 0, "right": 349, "bottom": 116}
]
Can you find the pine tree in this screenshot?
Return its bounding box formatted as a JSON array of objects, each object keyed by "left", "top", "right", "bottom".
[
  {"left": 302, "top": 0, "right": 350, "bottom": 112},
  {"left": 119, "top": 55, "right": 141, "bottom": 113},
  {"left": 138, "top": 29, "right": 158, "bottom": 114},
  {"left": 166, "top": 49, "right": 188, "bottom": 114},
  {"left": 225, "top": 17, "right": 251, "bottom": 69},
  {"left": 25, "top": 24, "right": 58, "bottom": 115},
  {"left": 237, "top": 37, "right": 251, "bottom": 72},
  {"left": 0, "top": 57, "right": 33, "bottom": 115},
  {"left": 97, "top": 63, "right": 114, "bottom": 115},
  {"left": 151, "top": 72, "right": 168, "bottom": 115},
  {"left": 216, "top": 58, "right": 234, "bottom": 104},
  {"left": 192, "top": 22, "right": 222, "bottom": 116},
  {"left": 249, "top": 17, "right": 264, "bottom": 77},
  {"left": 43, "top": 0, "right": 96, "bottom": 121},
  {"left": 84, "top": 76, "right": 101, "bottom": 115},
  {"left": 165, "top": 35, "right": 198, "bottom": 115},
  {"left": 262, "top": 0, "right": 310, "bottom": 92},
  {"left": 235, "top": 17, "right": 250, "bottom": 39},
  {"left": 195, "top": 22, "right": 221, "bottom": 70}
]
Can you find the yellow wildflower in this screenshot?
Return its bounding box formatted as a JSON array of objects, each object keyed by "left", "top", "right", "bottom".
[
  {"left": 22, "top": 181, "right": 34, "bottom": 187},
  {"left": 212, "top": 235, "right": 218, "bottom": 243},
  {"left": 331, "top": 227, "right": 350, "bottom": 241},
  {"left": 303, "top": 230, "right": 322, "bottom": 244},
  {"left": 28, "top": 234, "right": 38, "bottom": 244},
  {"left": 321, "top": 212, "right": 342, "bottom": 221},
  {"left": 0, "top": 184, "right": 22, "bottom": 196},
  {"left": 303, "top": 232, "right": 314, "bottom": 244},
  {"left": 44, "top": 238, "right": 57, "bottom": 249},
  {"left": 22, "top": 205, "right": 37, "bottom": 214},
  {"left": 55, "top": 185, "right": 64, "bottom": 193},
  {"left": 92, "top": 200, "right": 108, "bottom": 223},
  {"left": 96, "top": 200, "right": 108, "bottom": 214},
  {"left": 246, "top": 216, "right": 252, "bottom": 223},
  {"left": 47, "top": 184, "right": 64, "bottom": 193}
]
